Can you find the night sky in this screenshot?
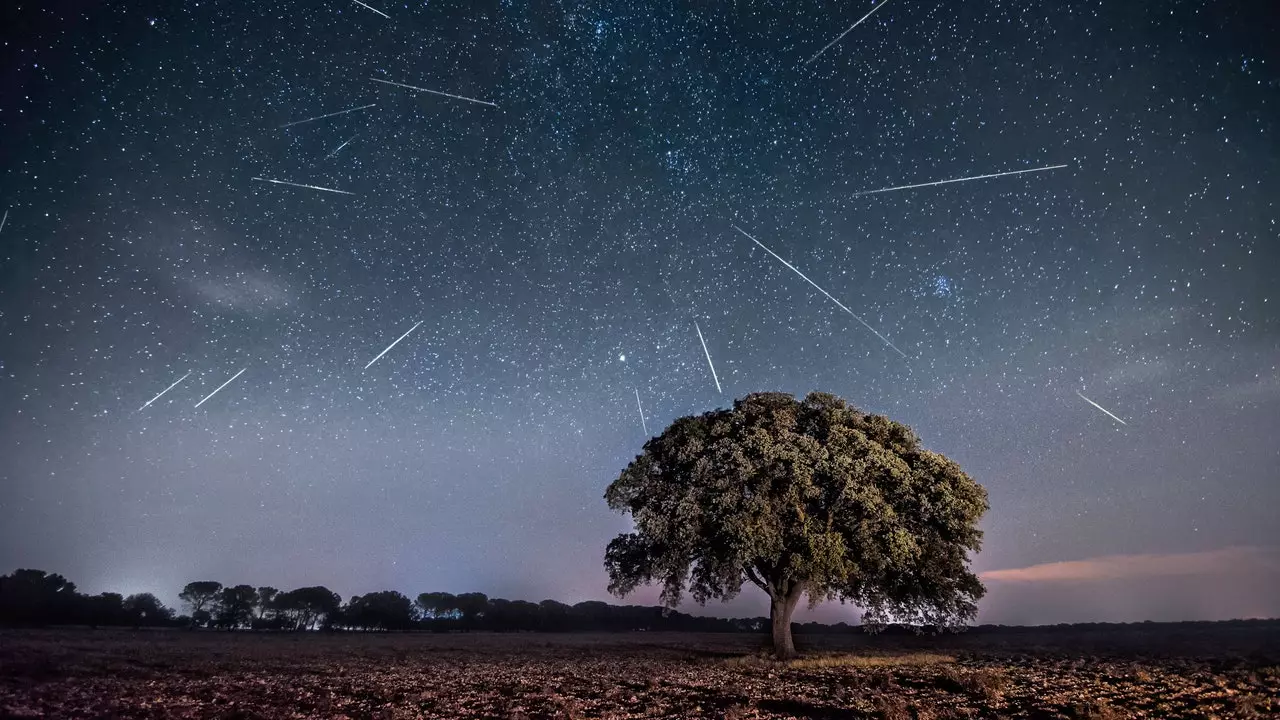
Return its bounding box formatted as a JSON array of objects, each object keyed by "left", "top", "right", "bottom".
[{"left": 2, "top": 0, "right": 1277, "bottom": 625}]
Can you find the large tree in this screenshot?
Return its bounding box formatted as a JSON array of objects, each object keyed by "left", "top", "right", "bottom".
[{"left": 604, "top": 392, "right": 989, "bottom": 658}]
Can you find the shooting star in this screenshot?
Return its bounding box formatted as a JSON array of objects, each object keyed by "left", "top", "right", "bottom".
[
  {"left": 325, "top": 134, "right": 358, "bottom": 159},
  {"left": 251, "top": 177, "right": 355, "bottom": 196},
  {"left": 694, "top": 322, "right": 722, "bottom": 394},
  {"left": 351, "top": 0, "right": 389, "bottom": 18},
  {"left": 731, "top": 224, "right": 909, "bottom": 359},
  {"left": 635, "top": 388, "right": 649, "bottom": 436},
  {"left": 805, "top": 0, "right": 892, "bottom": 65},
  {"left": 194, "top": 369, "right": 246, "bottom": 409},
  {"left": 364, "top": 320, "right": 423, "bottom": 370},
  {"left": 137, "top": 371, "right": 192, "bottom": 412},
  {"left": 369, "top": 77, "right": 498, "bottom": 108},
  {"left": 1076, "top": 390, "right": 1128, "bottom": 426},
  {"left": 279, "top": 102, "right": 376, "bottom": 129},
  {"left": 0, "top": 209, "right": 7, "bottom": 234},
  {"left": 853, "top": 163, "right": 1068, "bottom": 196}
]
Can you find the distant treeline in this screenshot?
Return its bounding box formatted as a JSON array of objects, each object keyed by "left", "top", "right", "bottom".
[
  {"left": 4, "top": 569, "right": 1274, "bottom": 634},
  {"left": 0, "top": 568, "right": 797, "bottom": 633}
]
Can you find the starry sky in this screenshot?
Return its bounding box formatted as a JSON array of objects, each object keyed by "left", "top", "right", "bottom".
[{"left": 2, "top": 0, "right": 1278, "bottom": 625}]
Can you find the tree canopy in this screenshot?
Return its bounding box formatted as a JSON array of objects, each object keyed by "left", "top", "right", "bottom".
[{"left": 604, "top": 391, "right": 989, "bottom": 658}]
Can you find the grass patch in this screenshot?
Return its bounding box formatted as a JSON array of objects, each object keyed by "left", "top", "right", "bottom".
[{"left": 725, "top": 651, "right": 955, "bottom": 669}]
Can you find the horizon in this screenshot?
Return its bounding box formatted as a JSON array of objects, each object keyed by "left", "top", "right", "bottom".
[
  {"left": 2, "top": 0, "right": 1278, "bottom": 629},
  {"left": 12, "top": 545, "right": 1279, "bottom": 628}
]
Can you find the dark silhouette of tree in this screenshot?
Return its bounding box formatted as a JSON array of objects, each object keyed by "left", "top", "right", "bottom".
[
  {"left": 84, "top": 592, "right": 127, "bottom": 627},
  {"left": 415, "top": 592, "right": 459, "bottom": 619},
  {"left": 216, "top": 585, "right": 257, "bottom": 629},
  {"left": 454, "top": 592, "right": 488, "bottom": 628},
  {"left": 603, "top": 391, "right": 989, "bottom": 658},
  {"left": 340, "top": 591, "right": 417, "bottom": 630},
  {"left": 123, "top": 593, "right": 174, "bottom": 626},
  {"left": 275, "top": 586, "right": 341, "bottom": 630},
  {"left": 0, "top": 569, "right": 81, "bottom": 625},
  {"left": 538, "top": 599, "right": 571, "bottom": 631},
  {"left": 254, "top": 586, "right": 279, "bottom": 620},
  {"left": 485, "top": 599, "right": 541, "bottom": 631},
  {"left": 179, "top": 581, "right": 223, "bottom": 626}
]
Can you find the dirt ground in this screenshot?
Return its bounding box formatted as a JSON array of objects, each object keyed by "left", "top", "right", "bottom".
[{"left": 1, "top": 626, "right": 1277, "bottom": 719}]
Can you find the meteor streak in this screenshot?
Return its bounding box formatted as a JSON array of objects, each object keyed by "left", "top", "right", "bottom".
[
  {"left": 804, "top": 0, "right": 892, "bottom": 65},
  {"left": 731, "top": 224, "right": 909, "bottom": 359},
  {"left": 279, "top": 103, "right": 376, "bottom": 128},
  {"left": 635, "top": 388, "right": 649, "bottom": 436},
  {"left": 138, "top": 371, "right": 192, "bottom": 412},
  {"left": 853, "top": 163, "right": 1068, "bottom": 196},
  {"left": 694, "top": 322, "right": 722, "bottom": 394},
  {"left": 364, "top": 320, "right": 423, "bottom": 370},
  {"left": 351, "top": 0, "right": 389, "bottom": 18},
  {"left": 1076, "top": 390, "right": 1128, "bottom": 426},
  {"left": 194, "top": 369, "right": 246, "bottom": 409},
  {"left": 325, "top": 134, "right": 358, "bottom": 159},
  {"left": 251, "top": 177, "right": 355, "bottom": 195},
  {"left": 369, "top": 77, "right": 498, "bottom": 108},
  {"left": 0, "top": 210, "right": 7, "bottom": 234}
]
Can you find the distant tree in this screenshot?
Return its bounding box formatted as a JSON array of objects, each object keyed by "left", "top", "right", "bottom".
[
  {"left": 340, "top": 591, "right": 417, "bottom": 630},
  {"left": 538, "top": 599, "right": 571, "bottom": 631},
  {"left": 604, "top": 392, "right": 989, "bottom": 658},
  {"left": 571, "top": 601, "right": 613, "bottom": 631},
  {"left": 415, "top": 592, "right": 459, "bottom": 620},
  {"left": 216, "top": 585, "right": 257, "bottom": 629},
  {"left": 179, "top": 581, "right": 223, "bottom": 625},
  {"left": 84, "top": 592, "right": 126, "bottom": 627},
  {"left": 454, "top": 592, "right": 488, "bottom": 627},
  {"left": 485, "top": 598, "right": 541, "bottom": 631},
  {"left": 275, "top": 587, "right": 341, "bottom": 630},
  {"left": 0, "top": 569, "right": 81, "bottom": 625},
  {"left": 254, "top": 587, "right": 279, "bottom": 620},
  {"left": 123, "top": 593, "right": 174, "bottom": 626}
]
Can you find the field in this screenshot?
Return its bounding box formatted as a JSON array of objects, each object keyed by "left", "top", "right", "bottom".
[{"left": 2, "top": 625, "right": 1278, "bottom": 719}]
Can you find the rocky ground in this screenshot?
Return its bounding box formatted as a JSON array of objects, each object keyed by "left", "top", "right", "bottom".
[{"left": 1, "top": 627, "right": 1277, "bottom": 719}]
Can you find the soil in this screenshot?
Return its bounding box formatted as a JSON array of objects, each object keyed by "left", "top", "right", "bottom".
[{"left": 2, "top": 625, "right": 1277, "bottom": 718}]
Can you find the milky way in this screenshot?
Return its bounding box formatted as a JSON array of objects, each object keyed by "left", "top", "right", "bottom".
[{"left": 1, "top": 0, "right": 1277, "bottom": 623}]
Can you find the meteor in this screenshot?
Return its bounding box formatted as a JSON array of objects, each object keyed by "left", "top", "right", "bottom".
[
  {"left": 278, "top": 102, "right": 376, "bottom": 129},
  {"left": 138, "top": 371, "right": 192, "bottom": 412},
  {"left": 251, "top": 177, "right": 355, "bottom": 195},
  {"left": 853, "top": 164, "right": 1068, "bottom": 196},
  {"left": 325, "top": 134, "right": 358, "bottom": 159},
  {"left": 0, "top": 209, "right": 7, "bottom": 234},
  {"left": 364, "top": 320, "right": 423, "bottom": 370},
  {"left": 369, "top": 77, "right": 498, "bottom": 108},
  {"left": 351, "top": 0, "right": 389, "bottom": 18},
  {"left": 194, "top": 369, "right": 246, "bottom": 409},
  {"left": 804, "top": 0, "right": 892, "bottom": 65},
  {"left": 1076, "top": 390, "right": 1128, "bottom": 426},
  {"left": 731, "top": 224, "right": 909, "bottom": 359},
  {"left": 635, "top": 388, "right": 649, "bottom": 436},
  {"left": 694, "top": 322, "right": 722, "bottom": 394}
]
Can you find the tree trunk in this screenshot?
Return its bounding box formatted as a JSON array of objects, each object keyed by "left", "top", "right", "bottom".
[{"left": 769, "top": 583, "right": 805, "bottom": 660}]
